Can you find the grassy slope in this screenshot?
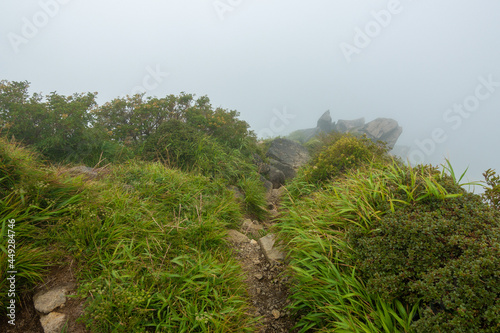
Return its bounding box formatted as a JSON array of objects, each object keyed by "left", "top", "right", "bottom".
[{"left": 1, "top": 139, "right": 256, "bottom": 332}]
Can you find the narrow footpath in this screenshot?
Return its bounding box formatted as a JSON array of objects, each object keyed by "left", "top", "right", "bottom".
[{"left": 227, "top": 187, "right": 296, "bottom": 333}]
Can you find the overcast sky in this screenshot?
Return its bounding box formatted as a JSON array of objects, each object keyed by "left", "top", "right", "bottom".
[{"left": 1, "top": 0, "right": 500, "bottom": 189}]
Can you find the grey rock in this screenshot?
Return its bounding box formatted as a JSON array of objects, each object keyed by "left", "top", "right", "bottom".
[
  {"left": 253, "top": 154, "right": 270, "bottom": 174},
  {"left": 317, "top": 110, "right": 332, "bottom": 132},
  {"left": 259, "top": 163, "right": 271, "bottom": 175},
  {"left": 34, "top": 284, "right": 74, "bottom": 314},
  {"left": 268, "top": 158, "right": 296, "bottom": 180},
  {"left": 263, "top": 180, "right": 273, "bottom": 192},
  {"left": 268, "top": 166, "right": 286, "bottom": 189},
  {"left": 258, "top": 234, "right": 285, "bottom": 262},
  {"left": 40, "top": 312, "right": 66, "bottom": 333},
  {"left": 266, "top": 138, "right": 310, "bottom": 170},
  {"left": 362, "top": 118, "right": 402, "bottom": 149},
  {"left": 226, "top": 230, "right": 250, "bottom": 244},
  {"left": 266, "top": 187, "right": 285, "bottom": 203},
  {"left": 266, "top": 138, "right": 310, "bottom": 186},
  {"left": 288, "top": 112, "right": 403, "bottom": 149},
  {"left": 334, "top": 118, "right": 365, "bottom": 133},
  {"left": 259, "top": 175, "right": 273, "bottom": 192}
]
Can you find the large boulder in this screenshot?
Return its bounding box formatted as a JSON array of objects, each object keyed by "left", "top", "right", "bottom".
[
  {"left": 361, "top": 118, "right": 402, "bottom": 149},
  {"left": 266, "top": 138, "right": 310, "bottom": 187},
  {"left": 266, "top": 138, "right": 310, "bottom": 170}
]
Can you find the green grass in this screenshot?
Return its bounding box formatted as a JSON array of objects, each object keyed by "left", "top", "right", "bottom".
[
  {"left": 0, "top": 139, "right": 84, "bottom": 309},
  {"left": 0, "top": 140, "right": 256, "bottom": 332},
  {"left": 54, "top": 161, "right": 255, "bottom": 332}
]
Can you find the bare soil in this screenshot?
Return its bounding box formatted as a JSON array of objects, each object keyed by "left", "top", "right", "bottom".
[
  {"left": 229, "top": 187, "right": 298, "bottom": 333},
  {"left": 231, "top": 238, "right": 296, "bottom": 332}
]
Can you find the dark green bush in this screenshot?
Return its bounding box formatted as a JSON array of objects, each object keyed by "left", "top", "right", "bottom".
[
  {"left": 142, "top": 119, "right": 202, "bottom": 168},
  {"left": 348, "top": 187, "right": 500, "bottom": 332},
  {"left": 142, "top": 119, "right": 261, "bottom": 186}
]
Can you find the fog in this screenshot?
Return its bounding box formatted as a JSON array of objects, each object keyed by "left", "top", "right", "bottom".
[{"left": 1, "top": 0, "right": 500, "bottom": 189}]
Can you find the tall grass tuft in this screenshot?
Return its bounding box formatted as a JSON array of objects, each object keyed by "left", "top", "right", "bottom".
[{"left": 0, "top": 138, "right": 83, "bottom": 311}]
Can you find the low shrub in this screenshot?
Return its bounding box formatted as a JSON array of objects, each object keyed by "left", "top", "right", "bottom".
[
  {"left": 348, "top": 190, "right": 500, "bottom": 332},
  {"left": 303, "top": 134, "right": 390, "bottom": 184}
]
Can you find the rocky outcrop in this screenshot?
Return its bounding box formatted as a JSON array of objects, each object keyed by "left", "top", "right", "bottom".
[
  {"left": 362, "top": 118, "right": 403, "bottom": 149},
  {"left": 317, "top": 110, "right": 333, "bottom": 132},
  {"left": 266, "top": 138, "right": 310, "bottom": 170},
  {"left": 291, "top": 111, "right": 402, "bottom": 149},
  {"left": 258, "top": 138, "right": 311, "bottom": 188}
]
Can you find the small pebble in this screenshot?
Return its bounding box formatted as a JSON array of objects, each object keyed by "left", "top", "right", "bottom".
[{"left": 272, "top": 310, "right": 280, "bottom": 319}]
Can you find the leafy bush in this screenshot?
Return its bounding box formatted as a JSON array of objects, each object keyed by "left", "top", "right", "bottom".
[
  {"left": 303, "top": 134, "right": 389, "bottom": 183},
  {"left": 0, "top": 80, "right": 130, "bottom": 165},
  {"left": 142, "top": 119, "right": 261, "bottom": 185},
  {"left": 184, "top": 95, "right": 256, "bottom": 153},
  {"left": 348, "top": 189, "right": 500, "bottom": 332},
  {"left": 483, "top": 168, "right": 500, "bottom": 209}
]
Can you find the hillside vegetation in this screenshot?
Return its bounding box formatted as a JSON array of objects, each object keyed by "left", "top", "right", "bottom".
[
  {"left": 279, "top": 135, "right": 500, "bottom": 332},
  {"left": 1, "top": 81, "right": 499, "bottom": 332}
]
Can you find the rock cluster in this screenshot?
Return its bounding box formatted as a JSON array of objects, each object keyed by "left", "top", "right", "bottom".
[
  {"left": 33, "top": 283, "right": 75, "bottom": 333},
  {"left": 294, "top": 110, "right": 403, "bottom": 149}
]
